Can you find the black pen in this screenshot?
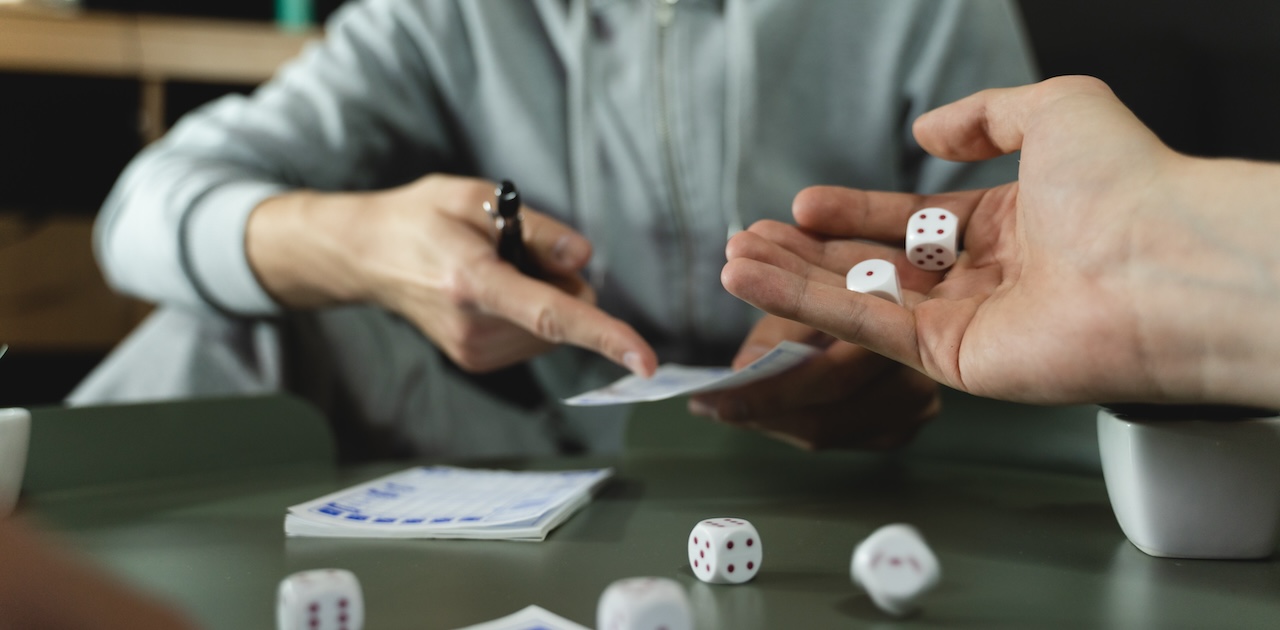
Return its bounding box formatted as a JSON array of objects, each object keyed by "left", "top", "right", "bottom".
[{"left": 489, "top": 180, "right": 541, "bottom": 278}]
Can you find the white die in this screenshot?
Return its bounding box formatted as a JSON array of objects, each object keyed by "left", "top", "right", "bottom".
[
  {"left": 905, "top": 208, "right": 958, "bottom": 271},
  {"left": 845, "top": 259, "right": 902, "bottom": 305},
  {"left": 688, "top": 518, "right": 762, "bottom": 584},
  {"left": 277, "top": 569, "right": 364, "bottom": 630},
  {"left": 851, "top": 524, "right": 940, "bottom": 617},
  {"left": 596, "top": 577, "right": 692, "bottom": 630}
]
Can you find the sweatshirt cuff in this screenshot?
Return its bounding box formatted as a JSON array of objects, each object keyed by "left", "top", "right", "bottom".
[{"left": 183, "top": 181, "right": 289, "bottom": 315}]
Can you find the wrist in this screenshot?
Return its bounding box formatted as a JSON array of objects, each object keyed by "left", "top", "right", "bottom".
[
  {"left": 1133, "top": 155, "right": 1280, "bottom": 407},
  {"left": 246, "top": 190, "right": 376, "bottom": 308}
]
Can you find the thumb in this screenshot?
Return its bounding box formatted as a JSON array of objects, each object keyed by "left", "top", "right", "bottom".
[{"left": 912, "top": 75, "right": 1118, "bottom": 162}]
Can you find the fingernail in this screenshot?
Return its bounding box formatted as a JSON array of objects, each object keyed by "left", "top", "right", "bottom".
[
  {"left": 623, "top": 351, "right": 647, "bottom": 377},
  {"left": 689, "top": 398, "right": 714, "bottom": 417},
  {"left": 553, "top": 234, "right": 589, "bottom": 268}
]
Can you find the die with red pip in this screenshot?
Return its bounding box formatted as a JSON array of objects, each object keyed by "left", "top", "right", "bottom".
[
  {"left": 906, "top": 208, "right": 958, "bottom": 271},
  {"left": 276, "top": 568, "right": 364, "bottom": 630},
  {"left": 597, "top": 577, "right": 693, "bottom": 630},
  {"left": 688, "top": 517, "right": 762, "bottom": 584}
]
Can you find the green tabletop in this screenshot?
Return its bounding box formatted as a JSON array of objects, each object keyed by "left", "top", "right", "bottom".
[{"left": 18, "top": 396, "right": 1280, "bottom": 629}]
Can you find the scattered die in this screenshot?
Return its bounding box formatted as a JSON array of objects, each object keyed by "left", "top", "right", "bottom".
[
  {"left": 845, "top": 259, "right": 902, "bottom": 305},
  {"left": 597, "top": 577, "right": 693, "bottom": 630},
  {"left": 277, "top": 568, "right": 364, "bottom": 630},
  {"left": 906, "top": 208, "right": 958, "bottom": 270},
  {"left": 688, "top": 517, "right": 762, "bottom": 584},
  {"left": 850, "top": 524, "right": 940, "bottom": 617}
]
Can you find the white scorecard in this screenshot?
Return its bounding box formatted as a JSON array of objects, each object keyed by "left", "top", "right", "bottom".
[
  {"left": 284, "top": 466, "right": 612, "bottom": 541},
  {"left": 563, "top": 341, "right": 818, "bottom": 406}
]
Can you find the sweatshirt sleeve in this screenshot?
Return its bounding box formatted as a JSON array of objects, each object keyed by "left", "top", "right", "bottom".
[
  {"left": 900, "top": 0, "right": 1039, "bottom": 194},
  {"left": 95, "top": 0, "right": 470, "bottom": 314}
]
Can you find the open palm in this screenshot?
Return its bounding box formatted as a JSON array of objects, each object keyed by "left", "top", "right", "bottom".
[{"left": 723, "top": 77, "right": 1182, "bottom": 405}]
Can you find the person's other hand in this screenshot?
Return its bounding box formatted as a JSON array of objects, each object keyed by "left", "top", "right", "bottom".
[
  {"left": 687, "top": 313, "right": 939, "bottom": 451},
  {"left": 723, "top": 76, "right": 1207, "bottom": 405},
  {"left": 249, "top": 174, "right": 656, "bottom": 376},
  {"left": 0, "top": 519, "right": 200, "bottom": 629}
]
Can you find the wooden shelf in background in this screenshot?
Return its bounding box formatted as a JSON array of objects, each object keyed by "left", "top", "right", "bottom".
[
  {"left": 0, "top": 7, "right": 319, "bottom": 141},
  {"left": 0, "top": 8, "right": 312, "bottom": 353},
  {"left": 0, "top": 7, "right": 318, "bottom": 84},
  {"left": 0, "top": 213, "right": 150, "bottom": 351}
]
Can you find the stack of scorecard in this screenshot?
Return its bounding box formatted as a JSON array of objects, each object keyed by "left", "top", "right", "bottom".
[{"left": 284, "top": 466, "right": 613, "bottom": 541}]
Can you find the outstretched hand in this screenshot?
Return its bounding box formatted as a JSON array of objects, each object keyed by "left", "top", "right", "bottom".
[
  {"left": 248, "top": 174, "right": 657, "bottom": 377},
  {"left": 688, "top": 314, "right": 940, "bottom": 451},
  {"left": 723, "top": 76, "right": 1205, "bottom": 405}
]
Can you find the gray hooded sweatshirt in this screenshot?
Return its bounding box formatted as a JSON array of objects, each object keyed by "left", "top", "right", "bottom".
[{"left": 74, "top": 0, "right": 1036, "bottom": 459}]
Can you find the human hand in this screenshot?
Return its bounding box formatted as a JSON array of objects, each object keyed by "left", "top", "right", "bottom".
[
  {"left": 723, "top": 76, "right": 1229, "bottom": 405},
  {"left": 687, "top": 314, "right": 939, "bottom": 450},
  {"left": 0, "top": 519, "right": 199, "bottom": 629},
  {"left": 248, "top": 174, "right": 657, "bottom": 376}
]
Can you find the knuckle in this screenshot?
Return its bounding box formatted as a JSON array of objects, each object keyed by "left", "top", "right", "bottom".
[
  {"left": 438, "top": 316, "right": 498, "bottom": 373},
  {"left": 453, "top": 317, "right": 484, "bottom": 343},
  {"left": 531, "top": 304, "right": 565, "bottom": 343},
  {"left": 442, "top": 267, "right": 478, "bottom": 309},
  {"left": 447, "top": 347, "right": 480, "bottom": 372},
  {"left": 451, "top": 339, "right": 499, "bottom": 374},
  {"left": 1037, "top": 75, "right": 1113, "bottom": 109},
  {"left": 441, "top": 339, "right": 480, "bottom": 372},
  {"left": 450, "top": 351, "right": 489, "bottom": 374},
  {"left": 1047, "top": 74, "right": 1109, "bottom": 94}
]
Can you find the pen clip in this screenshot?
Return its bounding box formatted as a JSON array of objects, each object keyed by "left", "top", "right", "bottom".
[
  {"left": 496, "top": 180, "right": 521, "bottom": 219},
  {"left": 491, "top": 180, "right": 540, "bottom": 278},
  {"left": 482, "top": 200, "right": 506, "bottom": 234}
]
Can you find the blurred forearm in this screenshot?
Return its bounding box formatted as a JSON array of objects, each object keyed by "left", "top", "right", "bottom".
[
  {"left": 1136, "top": 155, "right": 1280, "bottom": 408},
  {"left": 0, "top": 520, "right": 199, "bottom": 630}
]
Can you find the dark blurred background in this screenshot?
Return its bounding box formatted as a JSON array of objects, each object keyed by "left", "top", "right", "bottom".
[
  {"left": 1019, "top": 2, "right": 1280, "bottom": 161},
  {"left": 2, "top": 1, "right": 1279, "bottom": 408}
]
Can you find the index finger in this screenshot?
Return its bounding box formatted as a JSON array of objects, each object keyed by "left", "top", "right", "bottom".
[
  {"left": 791, "top": 186, "right": 988, "bottom": 243},
  {"left": 470, "top": 259, "right": 658, "bottom": 377},
  {"left": 721, "top": 257, "right": 923, "bottom": 373}
]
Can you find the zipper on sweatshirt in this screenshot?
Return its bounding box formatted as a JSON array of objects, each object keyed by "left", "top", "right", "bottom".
[{"left": 655, "top": 0, "right": 697, "bottom": 339}]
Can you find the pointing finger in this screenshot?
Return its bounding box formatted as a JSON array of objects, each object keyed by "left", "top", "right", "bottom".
[
  {"left": 470, "top": 259, "right": 657, "bottom": 377},
  {"left": 721, "top": 257, "right": 922, "bottom": 372}
]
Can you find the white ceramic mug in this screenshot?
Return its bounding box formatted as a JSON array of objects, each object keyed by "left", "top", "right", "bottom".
[
  {"left": 1097, "top": 406, "right": 1280, "bottom": 559},
  {"left": 0, "top": 407, "right": 31, "bottom": 518}
]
